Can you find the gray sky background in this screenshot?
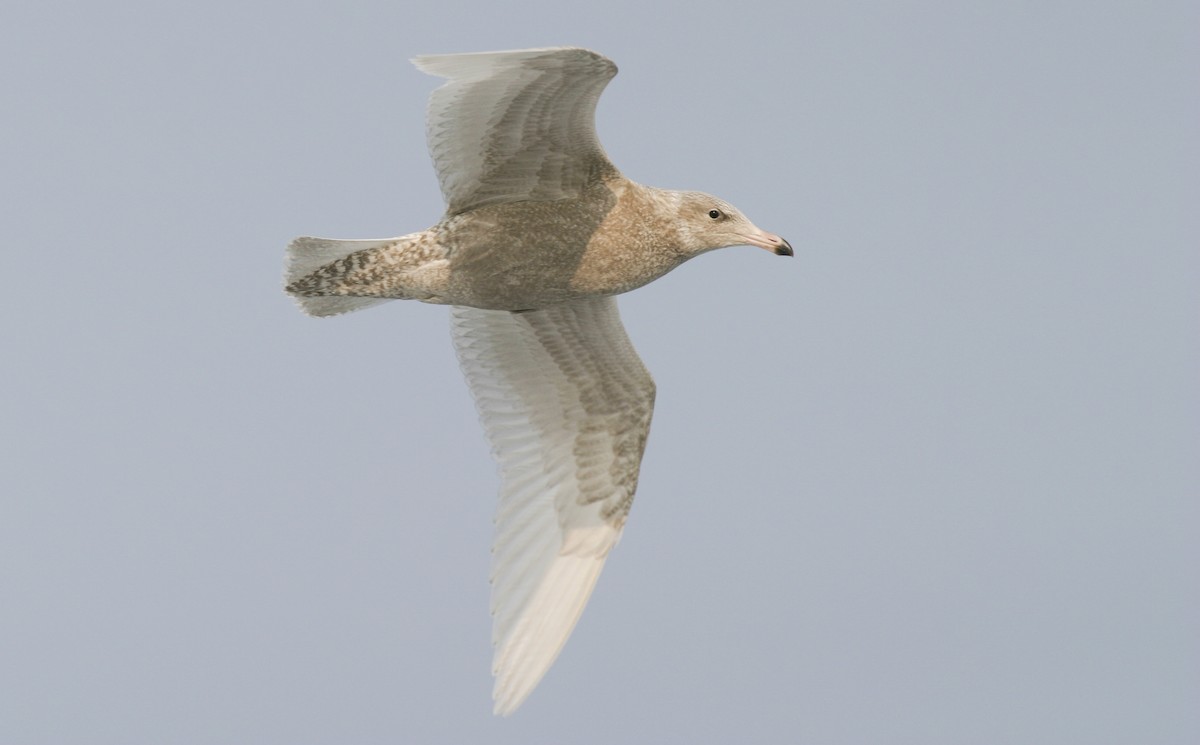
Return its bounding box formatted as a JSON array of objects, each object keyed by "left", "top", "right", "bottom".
[{"left": 2, "top": 1, "right": 1197, "bottom": 743}]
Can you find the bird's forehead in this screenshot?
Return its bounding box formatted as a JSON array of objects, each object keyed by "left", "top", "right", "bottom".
[{"left": 683, "top": 191, "right": 739, "bottom": 212}]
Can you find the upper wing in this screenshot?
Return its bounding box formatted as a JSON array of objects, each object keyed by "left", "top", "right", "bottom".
[
  {"left": 451, "top": 297, "right": 656, "bottom": 715},
  {"left": 413, "top": 47, "right": 621, "bottom": 215}
]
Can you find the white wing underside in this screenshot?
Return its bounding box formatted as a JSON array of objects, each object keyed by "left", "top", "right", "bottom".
[
  {"left": 451, "top": 297, "right": 655, "bottom": 715},
  {"left": 413, "top": 47, "right": 620, "bottom": 214}
]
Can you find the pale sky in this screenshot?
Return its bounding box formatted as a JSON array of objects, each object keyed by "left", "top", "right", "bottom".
[{"left": 2, "top": 1, "right": 1197, "bottom": 743}]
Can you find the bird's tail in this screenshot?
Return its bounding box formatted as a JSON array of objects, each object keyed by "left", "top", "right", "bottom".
[{"left": 283, "top": 236, "right": 396, "bottom": 317}]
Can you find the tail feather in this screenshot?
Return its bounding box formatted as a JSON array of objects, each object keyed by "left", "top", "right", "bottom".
[
  {"left": 290, "top": 294, "right": 389, "bottom": 317},
  {"left": 284, "top": 236, "right": 397, "bottom": 317},
  {"left": 285, "top": 236, "right": 398, "bottom": 284}
]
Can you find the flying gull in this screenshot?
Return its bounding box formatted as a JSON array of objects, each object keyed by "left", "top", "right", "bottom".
[{"left": 284, "top": 46, "right": 792, "bottom": 715}]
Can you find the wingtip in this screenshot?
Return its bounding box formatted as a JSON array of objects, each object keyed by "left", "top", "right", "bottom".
[
  {"left": 490, "top": 657, "right": 543, "bottom": 717},
  {"left": 491, "top": 693, "right": 523, "bottom": 718},
  {"left": 486, "top": 551, "right": 609, "bottom": 716},
  {"left": 410, "top": 54, "right": 437, "bottom": 74},
  {"left": 412, "top": 47, "right": 615, "bottom": 79}
]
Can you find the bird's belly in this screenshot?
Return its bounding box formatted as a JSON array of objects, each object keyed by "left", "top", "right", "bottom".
[
  {"left": 435, "top": 189, "right": 679, "bottom": 310},
  {"left": 444, "top": 239, "right": 677, "bottom": 310},
  {"left": 438, "top": 204, "right": 609, "bottom": 309}
]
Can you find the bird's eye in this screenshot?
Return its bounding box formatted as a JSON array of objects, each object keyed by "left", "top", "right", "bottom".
[{"left": 708, "top": 209, "right": 722, "bottom": 219}]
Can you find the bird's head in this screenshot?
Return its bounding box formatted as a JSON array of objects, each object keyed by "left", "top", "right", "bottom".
[{"left": 673, "top": 191, "right": 793, "bottom": 258}]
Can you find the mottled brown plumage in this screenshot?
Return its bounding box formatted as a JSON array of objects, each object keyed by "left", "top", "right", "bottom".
[
  {"left": 286, "top": 178, "right": 786, "bottom": 311},
  {"left": 283, "top": 46, "right": 791, "bottom": 715}
]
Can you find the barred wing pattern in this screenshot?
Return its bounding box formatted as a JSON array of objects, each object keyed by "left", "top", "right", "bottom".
[
  {"left": 451, "top": 297, "right": 656, "bottom": 715},
  {"left": 413, "top": 47, "right": 620, "bottom": 215}
]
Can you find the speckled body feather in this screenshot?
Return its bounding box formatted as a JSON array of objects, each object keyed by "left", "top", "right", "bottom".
[{"left": 287, "top": 179, "right": 691, "bottom": 311}]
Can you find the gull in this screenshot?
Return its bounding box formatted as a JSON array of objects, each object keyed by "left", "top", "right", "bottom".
[{"left": 284, "top": 47, "right": 792, "bottom": 715}]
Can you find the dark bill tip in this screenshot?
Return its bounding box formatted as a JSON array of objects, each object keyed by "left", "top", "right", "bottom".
[{"left": 775, "top": 237, "right": 794, "bottom": 257}]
